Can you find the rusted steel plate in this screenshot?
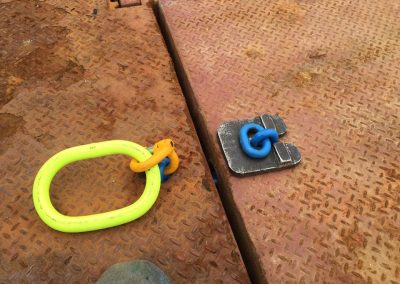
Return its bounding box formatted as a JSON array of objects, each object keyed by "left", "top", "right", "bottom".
[
  {"left": 0, "top": 0, "right": 249, "bottom": 283},
  {"left": 158, "top": 0, "right": 400, "bottom": 283},
  {"left": 118, "top": 0, "right": 141, "bottom": 8}
]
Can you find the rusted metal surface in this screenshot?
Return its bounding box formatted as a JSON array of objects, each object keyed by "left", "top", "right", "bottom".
[
  {"left": 118, "top": 0, "right": 141, "bottom": 8},
  {"left": 158, "top": 0, "right": 400, "bottom": 283},
  {"left": 0, "top": 0, "right": 249, "bottom": 282}
]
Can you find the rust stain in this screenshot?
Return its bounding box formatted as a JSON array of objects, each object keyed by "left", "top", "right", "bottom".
[
  {"left": 16, "top": 48, "right": 84, "bottom": 83},
  {"left": 0, "top": 113, "right": 25, "bottom": 154},
  {"left": 0, "top": 76, "right": 23, "bottom": 107},
  {"left": 0, "top": 113, "right": 24, "bottom": 141},
  {"left": 0, "top": 1, "right": 84, "bottom": 97},
  {"left": 341, "top": 229, "right": 368, "bottom": 253},
  {"left": 308, "top": 49, "right": 327, "bottom": 60},
  {"left": 275, "top": 0, "right": 306, "bottom": 23},
  {"left": 292, "top": 68, "right": 321, "bottom": 88},
  {"left": 244, "top": 46, "right": 264, "bottom": 59}
]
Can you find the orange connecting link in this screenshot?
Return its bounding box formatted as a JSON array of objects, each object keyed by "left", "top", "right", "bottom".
[{"left": 130, "top": 139, "right": 179, "bottom": 175}]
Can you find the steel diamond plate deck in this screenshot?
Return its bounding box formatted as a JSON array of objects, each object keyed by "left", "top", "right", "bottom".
[
  {"left": 158, "top": 0, "right": 400, "bottom": 283},
  {"left": 0, "top": 0, "right": 249, "bottom": 282}
]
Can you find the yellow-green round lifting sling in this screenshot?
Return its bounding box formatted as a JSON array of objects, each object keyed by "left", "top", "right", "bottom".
[{"left": 32, "top": 140, "right": 161, "bottom": 233}]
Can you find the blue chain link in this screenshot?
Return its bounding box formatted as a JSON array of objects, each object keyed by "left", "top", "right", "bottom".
[
  {"left": 147, "top": 147, "right": 171, "bottom": 182},
  {"left": 158, "top": 157, "right": 171, "bottom": 182},
  {"left": 239, "top": 123, "right": 279, "bottom": 158}
]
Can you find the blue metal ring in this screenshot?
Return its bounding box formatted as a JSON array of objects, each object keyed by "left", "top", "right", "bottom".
[
  {"left": 158, "top": 157, "right": 171, "bottom": 182},
  {"left": 239, "top": 123, "right": 279, "bottom": 159},
  {"left": 147, "top": 147, "right": 171, "bottom": 182},
  {"left": 251, "top": 128, "right": 279, "bottom": 147}
]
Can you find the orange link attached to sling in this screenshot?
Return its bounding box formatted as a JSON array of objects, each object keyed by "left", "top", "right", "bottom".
[{"left": 130, "top": 139, "right": 179, "bottom": 175}]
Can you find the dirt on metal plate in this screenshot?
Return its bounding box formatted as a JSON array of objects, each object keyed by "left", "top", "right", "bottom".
[
  {"left": 0, "top": 0, "right": 249, "bottom": 282},
  {"left": 158, "top": 0, "right": 400, "bottom": 283}
]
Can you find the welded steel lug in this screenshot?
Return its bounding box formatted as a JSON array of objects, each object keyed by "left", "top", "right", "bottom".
[{"left": 217, "top": 114, "right": 301, "bottom": 175}]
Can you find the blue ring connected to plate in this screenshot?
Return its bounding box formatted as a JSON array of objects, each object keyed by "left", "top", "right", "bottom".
[{"left": 239, "top": 123, "right": 279, "bottom": 158}]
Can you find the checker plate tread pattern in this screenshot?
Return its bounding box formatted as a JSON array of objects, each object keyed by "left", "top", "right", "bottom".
[
  {"left": 0, "top": 0, "right": 249, "bottom": 283},
  {"left": 159, "top": 0, "right": 400, "bottom": 283}
]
